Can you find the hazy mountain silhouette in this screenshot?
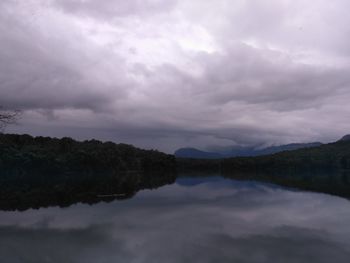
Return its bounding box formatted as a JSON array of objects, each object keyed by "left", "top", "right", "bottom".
[
  {"left": 339, "top": 135, "right": 350, "bottom": 142},
  {"left": 174, "top": 148, "right": 223, "bottom": 159},
  {"left": 175, "top": 142, "right": 323, "bottom": 159}
]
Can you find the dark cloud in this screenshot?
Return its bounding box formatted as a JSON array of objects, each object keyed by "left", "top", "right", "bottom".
[
  {"left": 53, "top": 0, "right": 178, "bottom": 19},
  {"left": 1, "top": 0, "right": 350, "bottom": 152},
  {"left": 0, "top": 4, "right": 130, "bottom": 112},
  {"left": 194, "top": 44, "right": 350, "bottom": 111}
]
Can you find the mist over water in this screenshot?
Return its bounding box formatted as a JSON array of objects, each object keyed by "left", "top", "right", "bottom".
[{"left": 1, "top": 175, "right": 350, "bottom": 263}]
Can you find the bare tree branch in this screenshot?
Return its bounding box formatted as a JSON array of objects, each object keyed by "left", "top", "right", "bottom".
[{"left": 0, "top": 107, "right": 21, "bottom": 131}]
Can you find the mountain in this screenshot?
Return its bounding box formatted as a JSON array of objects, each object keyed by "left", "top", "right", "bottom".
[
  {"left": 339, "top": 134, "right": 350, "bottom": 141},
  {"left": 177, "top": 136, "right": 350, "bottom": 198},
  {"left": 220, "top": 137, "right": 350, "bottom": 174},
  {"left": 252, "top": 142, "right": 323, "bottom": 156},
  {"left": 175, "top": 142, "right": 322, "bottom": 159},
  {"left": 174, "top": 148, "right": 223, "bottom": 159}
]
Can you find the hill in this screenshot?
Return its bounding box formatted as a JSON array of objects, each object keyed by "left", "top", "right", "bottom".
[
  {"left": 175, "top": 142, "right": 322, "bottom": 159},
  {"left": 339, "top": 134, "right": 350, "bottom": 142},
  {"left": 177, "top": 137, "right": 350, "bottom": 198},
  {"left": 0, "top": 133, "right": 176, "bottom": 210},
  {"left": 174, "top": 148, "right": 223, "bottom": 159},
  {"left": 221, "top": 139, "right": 350, "bottom": 172}
]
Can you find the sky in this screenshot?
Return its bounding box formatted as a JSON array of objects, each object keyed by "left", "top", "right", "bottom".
[{"left": 1, "top": 0, "right": 350, "bottom": 153}]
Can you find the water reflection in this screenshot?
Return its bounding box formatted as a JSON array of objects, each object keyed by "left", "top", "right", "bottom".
[{"left": 1, "top": 176, "right": 350, "bottom": 263}]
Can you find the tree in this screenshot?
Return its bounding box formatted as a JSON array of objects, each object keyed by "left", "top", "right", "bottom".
[{"left": 0, "top": 107, "right": 21, "bottom": 131}]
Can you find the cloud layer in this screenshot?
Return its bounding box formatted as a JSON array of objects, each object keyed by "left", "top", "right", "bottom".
[{"left": 1, "top": 0, "right": 350, "bottom": 152}]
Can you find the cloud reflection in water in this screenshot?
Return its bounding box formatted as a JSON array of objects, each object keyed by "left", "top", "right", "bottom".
[{"left": 0, "top": 176, "right": 350, "bottom": 263}]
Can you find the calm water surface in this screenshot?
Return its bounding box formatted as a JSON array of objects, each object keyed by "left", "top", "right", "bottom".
[{"left": 1, "top": 175, "right": 350, "bottom": 263}]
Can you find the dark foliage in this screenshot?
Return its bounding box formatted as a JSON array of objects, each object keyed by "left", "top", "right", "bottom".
[
  {"left": 0, "top": 134, "right": 176, "bottom": 211},
  {"left": 221, "top": 140, "right": 350, "bottom": 172},
  {"left": 174, "top": 142, "right": 322, "bottom": 159},
  {"left": 175, "top": 148, "right": 223, "bottom": 159},
  {"left": 3, "top": 133, "right": 350, "bottom": 210},
  {"left": 177, "top": 139, "right": 350, "bottom": 198}
]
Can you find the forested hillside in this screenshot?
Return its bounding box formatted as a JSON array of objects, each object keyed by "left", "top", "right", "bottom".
[
  {"left": 0, "top": 134, "right": 176, "bottom": 210},
  {"left": 221, "top": 139, "right": 350, "bottom": 172},
  {"left": 177, "top": 139, "right": 350, "bottom": 198}
]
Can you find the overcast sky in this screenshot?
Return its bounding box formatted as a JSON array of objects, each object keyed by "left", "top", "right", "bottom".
[{"left": 1, "top": 0, "right": 350, "bottom": 153}]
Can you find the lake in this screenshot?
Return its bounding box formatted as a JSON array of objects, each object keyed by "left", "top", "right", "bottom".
[{"left": 1, "top": 175, "right": 350, "bottom": 263}]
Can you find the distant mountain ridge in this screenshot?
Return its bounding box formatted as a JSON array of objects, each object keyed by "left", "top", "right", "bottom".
[
  {"left": 339, "top": 134, "right": 350, "bottom": 141},
  {"left": 174, "top": 148, "right": 223, "bottom": 159},
  {"left": 175, "top": 142, "right": 323, "bottom": 159},
  {"left": 177, "top": 134, "right": 350, "bottom": 198}
]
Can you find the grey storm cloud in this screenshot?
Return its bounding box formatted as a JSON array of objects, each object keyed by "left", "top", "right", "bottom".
[
  {"left": 53, "top": 0, "right": 178, "bottom": 18},
  {"left": 1, "top": 0, "right": 350, "bottom": 152}
]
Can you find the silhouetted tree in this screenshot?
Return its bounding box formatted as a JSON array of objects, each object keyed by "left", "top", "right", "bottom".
[{"left": 0, "top": 107, "right": 21, "bottom": 131}]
